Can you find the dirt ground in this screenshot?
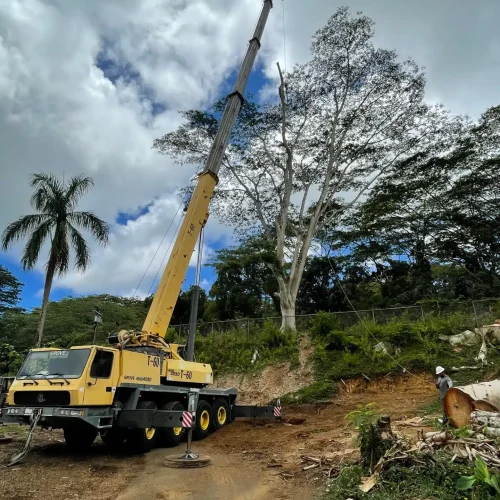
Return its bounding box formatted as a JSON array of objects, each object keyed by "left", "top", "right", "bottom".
[{"left": 0, "top": 373, "right": 437, "bottom": 500}]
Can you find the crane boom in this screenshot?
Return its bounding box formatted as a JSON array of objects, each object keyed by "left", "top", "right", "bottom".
[{"left": 142, "top": 0, "right": 273, "bottom": 338}]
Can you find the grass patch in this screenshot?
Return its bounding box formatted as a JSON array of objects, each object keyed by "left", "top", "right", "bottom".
[
  {"left": 165, "top": 320, "right": 300, "bottom": 375},
  {"left": 0, "top": 424, "right": 25, "bottom": 436},
  {"left": 325, "top": 458, "right": 493, "bottom": 499},
  {"left": 415, "top": 397, "right": 443, "bottom": 417},
  {"left": 309, "top": 312, "right": 500, "bottom": 394},
  {"left": 281, "top": 380, "right": 337, "bottom": 404}
]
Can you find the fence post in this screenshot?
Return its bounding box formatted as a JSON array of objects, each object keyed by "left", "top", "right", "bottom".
[
  {"left": 211, "top": 322, "right": 214, "bottom": 333},
  {"left": 420, "top": 305, "right": 425, "bottom": 321},
  {"left": 371, "top": 309, "right": 376, "bottom": 322},
  {"left": 247, "top": 319, "right": 250, "bottom": 336},
  {"left": 472, "top": 301, "right": 480, "bottom": 329}
]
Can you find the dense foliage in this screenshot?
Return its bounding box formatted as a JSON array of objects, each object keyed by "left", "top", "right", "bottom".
[{"left": 154, "top": 7, "right": 462, "bottom": 329}]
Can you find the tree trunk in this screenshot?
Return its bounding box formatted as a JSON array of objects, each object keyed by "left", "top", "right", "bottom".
[
  {"left": 278, "top": 282, "right": 296, "bottom": 331},
  {"left": 36, "top": 250, "right": 57, "bottom": 348}
]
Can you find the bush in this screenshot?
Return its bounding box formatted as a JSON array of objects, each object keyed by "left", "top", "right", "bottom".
[
  {"left": 281, "top": 380, "right": 337, "bottom": 404},
  {"left": 260, "top": 320, "right": 289, "bottom": 349},
  {"left": 310, "top": 312, "right": 340, "bottom": 339}
]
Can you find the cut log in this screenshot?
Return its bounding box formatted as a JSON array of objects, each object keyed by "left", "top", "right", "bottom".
[
  {"left": 483, "top": 427, "right": 500, "bottom": 438},
  {"left": 473, "top": 400, "right": 499, "bottom": 413},
  {"left": 444, "top": 381, "right": 500, "bottom": 427},
  {"left": 425, "top": 431, "right": 452, "bottom": 443},
  {"left": 471, "top": 410, "right": 500, "bottom": 427}
]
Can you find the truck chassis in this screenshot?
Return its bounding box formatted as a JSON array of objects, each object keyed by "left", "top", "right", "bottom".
[{"left": 0, "top": 383, "right": 281, "bottom": 455}]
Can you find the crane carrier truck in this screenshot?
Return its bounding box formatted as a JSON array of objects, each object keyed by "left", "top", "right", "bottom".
[{"left": 0, "top": 0, "right": 279, "bottom": 456}]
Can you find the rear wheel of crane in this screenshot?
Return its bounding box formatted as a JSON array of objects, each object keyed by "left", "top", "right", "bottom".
[
  {"left": 193, "top": 400, "right": 212, "bottom": 440},
  {"left": 127, "top": 400, "right": 158, "bottom": 453},
  {"left": 64, "top": 425, "right": 98, "bottom": 452},
  {"left": 158, "top": 401, "right": 185, "bottom": 447},
  {"left": 212, "top": 398, "right": 229, "bottom": 431}
]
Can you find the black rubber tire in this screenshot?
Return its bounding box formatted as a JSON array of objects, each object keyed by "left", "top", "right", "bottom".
[
  {"left": 126, "top": 400, "right": 158, "bottom": 453},
  {"left": 193, "top": 400, "right": 212, "bottom": 441},
  {"left": 64, "top": 425, "right": 98, "bottom": 452},
  {"left": 158, "top": 401, "right": 185, "bottom": 447},
  {"left": 212, "top": 398, "right": 230, "bottom": 431},
  {"left": 101, "top": 428, "right": 127, "bottom": 447}
]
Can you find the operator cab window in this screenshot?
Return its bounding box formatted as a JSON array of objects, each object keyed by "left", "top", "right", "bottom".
[{"left": 90, "top": 350, "right": 114, "bottom": 379}]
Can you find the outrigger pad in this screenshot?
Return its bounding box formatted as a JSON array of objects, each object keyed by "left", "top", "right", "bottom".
[{"left": 163, "top": 453, "right": 211, "bottom": 468}]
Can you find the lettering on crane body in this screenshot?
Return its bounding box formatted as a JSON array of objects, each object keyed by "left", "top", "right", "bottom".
[
  {"left": 167, "top": 369, "right": 193, "bottom": 380},
  {"left": 123, "top": 375, "right": 153, "bottom": 382}
]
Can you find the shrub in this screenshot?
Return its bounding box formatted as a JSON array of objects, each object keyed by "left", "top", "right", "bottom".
[
  {"left": 310, "top": 311, "right": 340, "bottom": 339},
  {"left": 260, "top": 319, "right": 289, "bottom": 349}
]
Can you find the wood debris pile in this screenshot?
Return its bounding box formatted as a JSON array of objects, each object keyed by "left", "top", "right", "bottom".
[
  {"left": 300, "top": 455, "right": 342, "bottom": 478},
  {"left": 358, "top": 413, "right": 500, "bottom": 493},
  {"left": 415, "top": 429, "right": 500, "bottom": 467}
]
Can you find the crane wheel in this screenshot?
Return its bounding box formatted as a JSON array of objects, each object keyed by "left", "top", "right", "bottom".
[
  {"left": 158, "top": 401, "right": 185, "bottom": 447},
  {"left": 193, "top": 400, "right": 212, "bottom": 440},
  {"left": 64, "top": 425, "right": 98, "bottom": 452},
  {"left": 212, "top": 398, "right": 229, "bottom": 431},
  {"left": 101, "top": 428, "right": 127, "bottom": 448},
  {"left": 127, "top": 400, "right": 158, "bottom": 453}
]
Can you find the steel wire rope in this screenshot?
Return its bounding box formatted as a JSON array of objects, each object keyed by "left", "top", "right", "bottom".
[{"left": 132, "top": 202, "right": 184, "bottom": 298}]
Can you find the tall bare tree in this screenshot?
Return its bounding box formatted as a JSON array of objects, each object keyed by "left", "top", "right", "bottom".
[
  {"left": 2, "top": 173, "right": 109, "bottom": 346},
  {"left": 154, "top": 7, "right": 460, "bottom": 330}
]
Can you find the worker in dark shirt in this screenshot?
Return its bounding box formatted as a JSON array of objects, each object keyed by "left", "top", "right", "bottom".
[{"left": 436, "top": 366, "right": 453, "bottom": 426}]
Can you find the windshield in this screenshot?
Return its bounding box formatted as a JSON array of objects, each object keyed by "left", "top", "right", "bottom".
[{"left": 17, "top": 349, "right": 91, "bottom": 380}]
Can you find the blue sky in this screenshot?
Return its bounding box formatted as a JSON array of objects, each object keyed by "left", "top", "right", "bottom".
[{"left": 0, "top": 59, "right": 269, "bottom": 311}]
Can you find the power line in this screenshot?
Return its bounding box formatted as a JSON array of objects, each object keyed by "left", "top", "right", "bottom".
[
  {"left": 132, "top": 203, "right": 183, "bottom": 298},
  {"left": 147, "top": 210, "right": 185, "bottom": 297},
  {"left": 322, "top": 249, "right": 430, "bottom": 384}
]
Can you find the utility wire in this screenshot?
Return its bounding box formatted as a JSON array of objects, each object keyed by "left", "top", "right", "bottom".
[
  {"left": 132, "top": 203, "right": 183, "bottom": 298},
  {"left": 322, "top": 249, "right": 430, "bottom": 384},
  {"left": 147, "top": 209, "right": 185, "bottom": 297}
]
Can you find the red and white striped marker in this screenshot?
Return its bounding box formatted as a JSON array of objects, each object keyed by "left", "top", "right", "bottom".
[
  {"left": 273, "top": 406, "right": 281, "bottom": 417},
  {"left": 182, "top": 411, "right": 193, "bottom": 428}
]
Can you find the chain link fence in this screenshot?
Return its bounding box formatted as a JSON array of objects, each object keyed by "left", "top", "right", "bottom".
[{"left": 168, "top": 298, "right": 500, "bottom": 344}]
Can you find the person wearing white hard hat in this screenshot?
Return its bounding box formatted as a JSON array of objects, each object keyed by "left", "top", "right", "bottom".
[{"left": 435, "top": 366, "right": 453, "bottom": 426}]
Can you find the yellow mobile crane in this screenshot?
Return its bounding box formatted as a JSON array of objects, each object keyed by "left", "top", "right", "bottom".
[{"left": 0, "top": 0, "right": 278, "bottom": 458}]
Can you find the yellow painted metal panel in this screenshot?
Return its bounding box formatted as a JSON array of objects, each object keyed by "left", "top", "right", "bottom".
[
  {"left": 117, "top": 350, "right": 160, "bottom": 386},
  {"left": 83, "top": 348, "right": 120, "bottom": 406},
  {"left": 164, "top": 359, "right": 213, "bottom": 385}
]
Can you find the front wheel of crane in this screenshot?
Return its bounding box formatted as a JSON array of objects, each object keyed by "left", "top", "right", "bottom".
[
  {"left": 193, "top": 400, "right": 212, "bottom": 441},
  {"left": 127, "top": 400, "right": 158, "bottom": 453},
  {"left": 158, "top": 401, "right": 185, "bottom": 447},
  {"left": 64, "top": 425, "right": 98, "bottom": 452}
]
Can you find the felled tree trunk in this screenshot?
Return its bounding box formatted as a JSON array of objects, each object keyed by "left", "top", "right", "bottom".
[
  {"left": 471, "top": 410, "right": 500, "bottom": 427},
  {"left": 445, "top": 382, "right": 500, "bottom": 427}
]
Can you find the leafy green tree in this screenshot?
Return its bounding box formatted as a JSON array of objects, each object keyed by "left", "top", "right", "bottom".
[
  {"left": 207, "top": 236, "right": 279, "bottom": 320},
  {"left": 0, "top": 343, "right": 23, "bottom": 375},
  {"left": 342, "top": 104, "right": 500, "bottom": 302},
  {"left": 0, "top": 266, "right": 23, "bottom": 313},
  {"left": 154, "top": 7, "right": 456, "bottom": 330},
  {"left": 1, "top": 173, "right": 109, "bottom": 347}
]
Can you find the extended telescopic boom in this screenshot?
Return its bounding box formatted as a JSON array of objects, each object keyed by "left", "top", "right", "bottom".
[{"left": 142, "top": 1, "right": 274, "bottom": 345}]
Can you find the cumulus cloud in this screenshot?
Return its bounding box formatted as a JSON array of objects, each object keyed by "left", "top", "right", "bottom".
[{"left": 1, "top": 0, "right": 499, "bottom": 302}]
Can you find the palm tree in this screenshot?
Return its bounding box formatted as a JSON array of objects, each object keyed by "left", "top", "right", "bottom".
[{"left": 2, "top": 173, "right": 109, "bottom": 347}]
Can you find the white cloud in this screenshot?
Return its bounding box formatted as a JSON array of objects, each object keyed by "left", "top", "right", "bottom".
[{"left": 1, "top": 0, "right": 499, "bottom": 301}]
